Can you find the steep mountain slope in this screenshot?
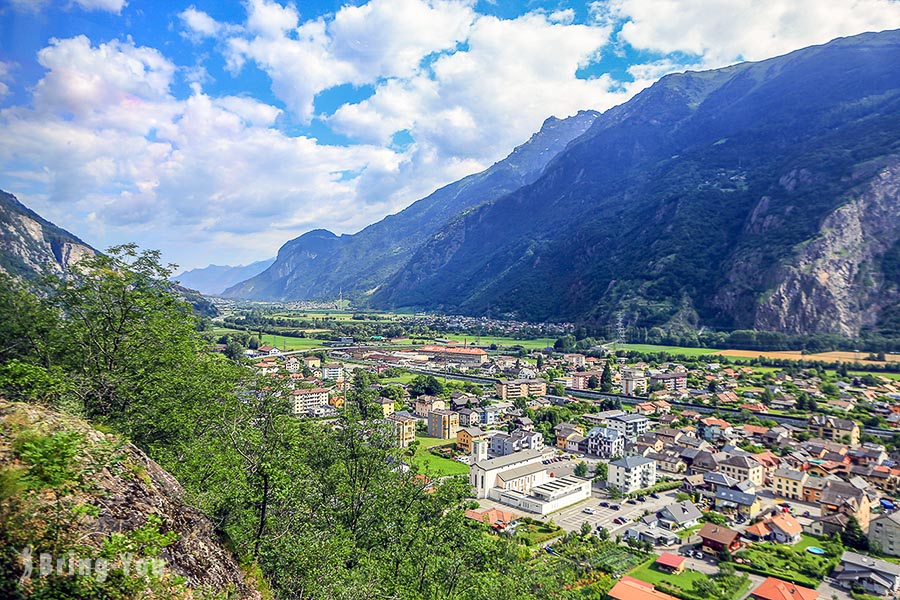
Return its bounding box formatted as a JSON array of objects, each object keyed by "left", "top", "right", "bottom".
[
  {"left": 174, "top": 258, "right": 275, "bottom": 296},
  {"left": 221, "top": 110, "right": 600, "bottom": 300},
  {"left": 373, "top": 30, "right": 900, "bottom": 336},
  {"left": 0, "top": 190, "right": 95, "bottom": 277},
  {"left": 0, "top": 400, "right": 258, "bottom": 599}
]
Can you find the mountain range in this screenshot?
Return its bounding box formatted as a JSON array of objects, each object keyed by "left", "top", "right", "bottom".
[
  {"left": 223, "top": 29, "right": 900, "bottom": 338},
  {"left": 175, "top": 258, "right": 275, "bottom": 296}
]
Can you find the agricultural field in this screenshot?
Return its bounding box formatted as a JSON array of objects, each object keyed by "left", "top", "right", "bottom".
[{"left": 621, "top": 343, "right": 900, "bottom": 367}]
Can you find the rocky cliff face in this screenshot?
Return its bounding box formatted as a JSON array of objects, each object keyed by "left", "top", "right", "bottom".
[
  {"left": 0, "top": 190, "right": 95, "bottom": 278},
  {"left": 0, "top": 400, "right": 258, "bottom": 599},
  {"left": 752, "top": 158, "right": 900, "bottom": 336}
]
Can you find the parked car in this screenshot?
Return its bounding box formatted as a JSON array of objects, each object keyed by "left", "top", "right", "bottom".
[
  {"left": 637, "top": 496, "right": 647, "bottom": 502},
  {"left": 693, "top": 551, "right": 704, "bottom": 559},
  {"left": 650, "top": 493, "right": 660, "bottom": 499},
  {"left": 803, "top": 511, "right": 811, "bottom": 517},
  {"left": 599, "top": 502, "right": 610, "bottom": 508},
  {"left": 610, "top": 504, "right": 620, "bottom": 510},
  {"left": 582, "top": 507, "right": 595, "bottom": 514},
  {"left": 613, "top": 517, "right": 627, "bottom": 525},
  {"left": 626, "top": 499, "right": 637, "bottom": 505}
]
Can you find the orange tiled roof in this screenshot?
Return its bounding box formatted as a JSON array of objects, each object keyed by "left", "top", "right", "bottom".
[
  {"left": 609, "top": 577, "right": 680, "bottom": 600},
  {"left": 750, "top": 577, "right": 817, "bottom": 600}
]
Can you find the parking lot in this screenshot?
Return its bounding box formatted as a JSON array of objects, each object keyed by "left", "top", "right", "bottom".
[{"left": 552, "top": 488, "right": 682, "bottom": 535}]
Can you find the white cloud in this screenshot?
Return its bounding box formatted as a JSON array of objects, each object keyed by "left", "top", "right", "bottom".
[
  {"left": 225, "top": 0, "right": 476, "bottom": 121},
  {"left": 548, "top": 8, "right": 575, "bottom": 24},
  {"left": 0, "top": 61, "right": 12, "bottom": 98},
  {"left": 0, "top": 35, "right": 403, "bottom": 266},
  {"left": 600, "top": 0, "right": 900, "bottom": 67},
  {"left": 179, "top": 7, "right": 224, "bottom": 39},
  {"left": 73, "top": 0, "right": 126, "bottom": 13},
  {"left": 332, "top": 11, "right": 621, "bottom": 182}
]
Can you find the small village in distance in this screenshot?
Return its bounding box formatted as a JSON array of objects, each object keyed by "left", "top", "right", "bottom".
[{"left": 240, "top": 317, "right": 900, "bottom": 600}]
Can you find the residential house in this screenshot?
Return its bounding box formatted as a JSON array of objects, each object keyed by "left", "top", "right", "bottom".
[
  {"left": 820, "top": 479, "right": 871, "bottom": 532},
  {"left": 655, "top": 553, "right": 686, "bottom": 574},
  {"left": 554, "top": 422, "right": 584, "bottom": 449},
  {"left": 698, "top": 523, "right": 741, "bottom": 554},
  {"left": 375, "top": 397, "right": 395, "bottom": 418},
  {"left": 803, "top": 474, "right": 840, "bottom": 504},
  {"left": 585, "top": 427, "right": 625, "bottom": 458},
  {"left": 608, "top": 456, "right": 657, "bottom": 493},
  {"left": 457, "top": 426, "right": 490, "bottom": 454},
  {"left": 427, "top": 409, "right": 460, "bottom": 440},
  {"left": 608, "top": 576, "right": 680, "bottom": 600},
  {"left": 807, "top": 415, "right": 860, "bottom": 445},
  {"left": 834, "top": 551, "right": 900, "bottom": 596},
  {"left": 749, "top": 577, "right": 817, "bottom": 600},
  {"left": 562, "top": 353, "right": 586, "bottom": 368},
  {"left": 490, "top": 429, "right": 544, "bottom": 456},
  {"left": 414, "top": 395, "right": 445, "bottom": 418},
  {"left": 767, "top": 513, "right": 803, "bottom": 544},
  {"left": 302, "top": 355, "right": 321, "bottom": 369},
  {"left": 714, "top": 488, "right": 762, "bottom": 518},
  {"left": 565, "top": 434, "right": 587, "bottom": 454},
  {"left": 869, "top": 512, "right": 900, "bottom": 557},
  {"left": 457, "top": 407, "right": 478, "bottom": 427},
  {"left": 657, "top": 501, "right": 702, "bottom": 530},
  {"left": 476, "top": 404, "right": 504, "bottom": 425},
  {"left": 772, "top": 467, "right": 808, "bottom": 500},
  {"left": 463, "top": 507, "right": 519, "bottom": 531},
  {"left": 387, "top": 413, "right": 417, "bottom": 448},
  {"left": 257, "top": 345, "right": 280, "bottom": 356},
  {"left": 647, "top": 450, "right": 687, "bottom": 474},
  {"left": 699, "top": 417, "right": 733, "bottom": 442},
  {"left": 719, "top": 454, "right": 765, "bottom": 487}
]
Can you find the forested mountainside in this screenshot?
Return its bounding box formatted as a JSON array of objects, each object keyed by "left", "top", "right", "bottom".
[
  {"left": 373, "top": 30, "right": 900, "bottom": 337},
  {"left": 0, "top": 190, "right": 95, "bottom": 277},
  {"left": 221, "top": 110, "right": 600, "bottom": 300}
]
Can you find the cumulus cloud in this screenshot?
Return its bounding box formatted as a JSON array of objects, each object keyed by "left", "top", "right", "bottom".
[
  {"left": 0, "top": 35, "right": 402, "bottom": 264},
  {"left": 596, "top": 0, "right": 900, "bottom": 67},
  {"left": 331, "top": 11, "right": 622, "bottom": 190}
]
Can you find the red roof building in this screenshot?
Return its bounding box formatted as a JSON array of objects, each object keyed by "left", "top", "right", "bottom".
[
  {"left": 655, "top": 553, "right": 685, "bottom": 574},
  {"left": 609, "top": 577, "right": 680, "bottom": 600},
  {"left": 750, "top": 577, "right": 818, "bottom": 600}
]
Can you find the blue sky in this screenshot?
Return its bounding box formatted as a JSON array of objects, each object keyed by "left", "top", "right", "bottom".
[{"left": 1, "top": 0, "right": 899, "bottom": 270}]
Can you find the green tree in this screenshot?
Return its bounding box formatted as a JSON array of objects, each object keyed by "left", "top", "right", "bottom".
[
  {"left": 587, "top": 375, "right": 600, "bottom": 389},
  {"left": 574, "top": 461, "right": 589, "bottom": 477},
  {"left": 580, "top": 521, "right": 592, "bottom": 536},
  {"left": 600, "top": 362, "right": 614, "bottom": 392},
  {"left": 841, "top": 515, "right": 869, "bottom": 551}
]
